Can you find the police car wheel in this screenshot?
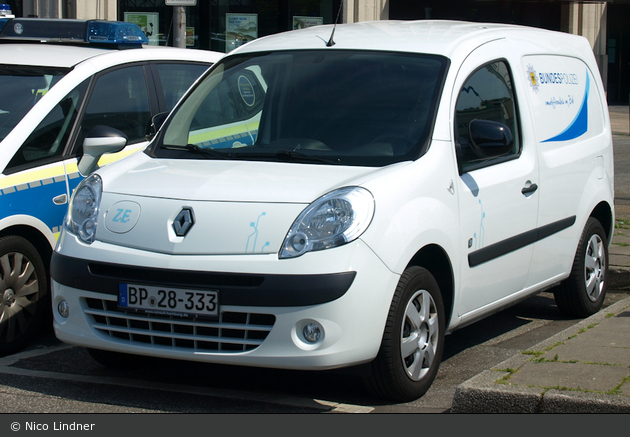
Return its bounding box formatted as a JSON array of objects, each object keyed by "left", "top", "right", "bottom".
[
  {"left": 554, "top": 217, "right": 608, "bottom": 318},
  {"left": 366, "top": 266, "right": 445, "bottom": 402},
  {"left": 0, "top": 235, "right": 48, "bottom": 356}
]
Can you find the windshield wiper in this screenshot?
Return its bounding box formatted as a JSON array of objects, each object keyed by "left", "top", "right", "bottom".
[
  {"left": 275, "top": 150, "right": 340, "bottom": 165},
  {"left": 162, "top": 144, "right": 233, "bottom": 160},
  {"left": 162, "top": 145, "right": 340, "bottom": 165},
  {"left": 235, "top": 149, "right": 340, "bottom": 165}
]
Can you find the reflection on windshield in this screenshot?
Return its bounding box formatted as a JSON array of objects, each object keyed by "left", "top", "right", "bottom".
[
  {"left": 0, "top": 66, "right": 67, "bottom": 142},
  {"left": 157, "top": 50, "right": 448, "bottom": 167}
]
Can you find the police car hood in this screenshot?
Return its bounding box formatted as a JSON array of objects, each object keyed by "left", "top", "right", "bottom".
[{"left": 95, "top": 153, "right": 390, "bottom": 255}]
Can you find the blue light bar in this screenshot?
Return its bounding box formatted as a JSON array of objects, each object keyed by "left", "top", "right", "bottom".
[
  {"left": 0, "top": 3, "right": 13, "bottom": 31},
  {"left": 86, "top": 21, "right": 149, "bottom": 45},
  {"left": 0, "top": 18, "right": 149, "bottom": 47}
]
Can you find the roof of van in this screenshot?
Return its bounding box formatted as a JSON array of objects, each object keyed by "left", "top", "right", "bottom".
[{"left": 233, "top": 20, "right": 591, "bottom": 60}]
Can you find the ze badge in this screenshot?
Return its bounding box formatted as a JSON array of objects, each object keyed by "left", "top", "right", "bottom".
[{"left": 105, "top": 201, "right": 141, "bottom": 233}]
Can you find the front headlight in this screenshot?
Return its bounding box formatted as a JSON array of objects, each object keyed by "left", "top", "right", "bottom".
[
  {"left": 280, "top": 187, "right": 375, "bottom": 259},
  {"left": 65, "top": 174, "right": 103, "bottom": 244}
]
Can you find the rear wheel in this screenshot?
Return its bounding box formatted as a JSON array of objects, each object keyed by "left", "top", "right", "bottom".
[
  {"left": 554, "top": 217, "right": 608, "bottom": 318},
  {"left": 0, "top": 235, "right": 49, "bottom": 356},
  {"left": 366, "top": 266, "right": 445, "bottom": 402}
]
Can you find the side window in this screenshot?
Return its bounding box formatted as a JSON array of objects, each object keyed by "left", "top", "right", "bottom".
[
  {"left": 6, "top": 79, "right": 88, "bottom": 172},
  {"left": 155, "top": 63, "right": 209, "bottom": 111},
  {"left": 80, "top": 65, "right": 151, "bottom": 145},
  {"left": 455, "top": 60, "right": 520, "bottom": 172}
]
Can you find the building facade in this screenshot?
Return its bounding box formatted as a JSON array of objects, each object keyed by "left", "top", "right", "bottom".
[{"left": 4, "top": 0, "right": 629, "bottom": 103}]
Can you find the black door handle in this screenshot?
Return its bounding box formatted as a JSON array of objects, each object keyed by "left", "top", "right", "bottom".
[{"left": 521, "top": 182, "right": 538, "bottom": 195}]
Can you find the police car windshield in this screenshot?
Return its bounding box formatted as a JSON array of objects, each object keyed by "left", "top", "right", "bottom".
[
  {"left": 0, "top": 66, "right": 68, "bottom": 142},
  {"left": 155, "top": 50, "right": 448, "bottom": 167}
]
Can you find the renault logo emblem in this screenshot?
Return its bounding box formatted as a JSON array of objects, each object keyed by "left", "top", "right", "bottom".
[{"left": 173, "top": 207, "right": 194, "bottom": 237}]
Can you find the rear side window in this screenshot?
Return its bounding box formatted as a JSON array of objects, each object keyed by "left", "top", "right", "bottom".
[{"left": 455, "top": 60, "right": 520, "bottom": 172}]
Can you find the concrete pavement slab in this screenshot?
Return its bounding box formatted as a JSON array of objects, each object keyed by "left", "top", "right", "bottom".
[
  {"left": 539, "top": 341, "right": 630, "bottom": 365},
  {"left": 507, "top": 361, "right": 629, "bottom": 392}
]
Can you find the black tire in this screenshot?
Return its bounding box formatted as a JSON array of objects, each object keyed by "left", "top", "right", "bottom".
[
  {"left": 86, "top": 348, "right": 150, "bottom": 369},
  {"left": 0, "top": 235, "right": 49, "bottom": 356},
  {"left": 366, "top": 266, "right": 445, "bottom": 402},
  {"left": 554, "top": 217, "right": 608, "bottom": 318}
]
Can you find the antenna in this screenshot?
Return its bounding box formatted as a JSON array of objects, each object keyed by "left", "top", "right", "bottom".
[{"left": 326, "top": 2, "right": 343, "bottom": 47}]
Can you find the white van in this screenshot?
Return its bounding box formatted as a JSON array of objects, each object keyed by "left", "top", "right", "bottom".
[{"left": 51, "top": 20, "right": 614, "bottom": 402}]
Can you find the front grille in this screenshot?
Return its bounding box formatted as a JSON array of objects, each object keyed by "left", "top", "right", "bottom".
[{"left": 83, "top": 297, "right": 275, "bottom": 353}]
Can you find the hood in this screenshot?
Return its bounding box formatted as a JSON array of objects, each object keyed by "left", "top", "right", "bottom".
[
  {"left": 100, "top": 152, "right": 376, "bottom": 203},
  {"left": 94, "top": 153, "right": 391, "bottom": 255}
]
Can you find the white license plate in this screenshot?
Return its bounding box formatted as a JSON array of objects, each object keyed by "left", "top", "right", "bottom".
[{"left": 118, "top": 283, "right": 219, "bottom": 318}]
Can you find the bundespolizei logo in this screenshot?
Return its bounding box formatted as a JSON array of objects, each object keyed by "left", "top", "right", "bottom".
[{"left": 527, "top": 64, "right": 539, "bottom": 93}]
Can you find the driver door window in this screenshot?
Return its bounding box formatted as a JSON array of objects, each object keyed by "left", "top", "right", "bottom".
[{"left": 455, "top": 61, "right": 520, "bottom": 173}]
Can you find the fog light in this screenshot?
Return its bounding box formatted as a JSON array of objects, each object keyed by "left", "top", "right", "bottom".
[
  {"left": 303, "top": 323, "right": 322, "bottom": 343},
  {"left": 58, "top": 300, "right": 69, "bottom": 318}
]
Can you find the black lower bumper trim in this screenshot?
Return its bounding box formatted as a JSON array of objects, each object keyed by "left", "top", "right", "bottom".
[{"left": 51, "top": 252, "right": 356, "bottom": 307}]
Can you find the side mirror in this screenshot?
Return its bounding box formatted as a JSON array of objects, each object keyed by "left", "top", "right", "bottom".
[
  {"left": 469, "top": 119, "right": 514, "bottom": 159},
  {"left": 145, "top": 112, "right": 169, "bottom": 141},
  {"left": 78, "top": 125, "right": 128, "bottom": 176}
]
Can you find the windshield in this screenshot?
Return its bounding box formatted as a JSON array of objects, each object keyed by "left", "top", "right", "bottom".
[
  {"left": 0, "top": 65, "right": 68, "bottom": 142},
  {"left": 153, "top": 50, "right": 448, "bottom": 167}
]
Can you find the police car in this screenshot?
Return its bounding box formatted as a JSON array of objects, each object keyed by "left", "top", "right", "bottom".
[
  {"left": 51, "top": 20, "right": 613, "bottom": 402},
  {"left": 0, "top": 13, "right": 222, "bottom": 355}
]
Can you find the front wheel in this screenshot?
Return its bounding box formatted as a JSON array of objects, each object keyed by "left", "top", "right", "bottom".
[
  {"left": 0, "top": 235, "right": 49, "bottom": 356},
  {"left": 553, "top": 217, "right": 608, "bottom": 318},
  {"left": 366, "top": 266, "right": 445, "bottom": 402}
]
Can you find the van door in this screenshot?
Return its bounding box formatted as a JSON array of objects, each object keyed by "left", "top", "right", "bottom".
[{"left": 452, "top": 42, "right": 540, "bottom": 318}]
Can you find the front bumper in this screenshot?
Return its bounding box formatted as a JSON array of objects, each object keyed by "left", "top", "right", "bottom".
[{"left": 52, "top": 234, "right": 400, "bottom": 370}]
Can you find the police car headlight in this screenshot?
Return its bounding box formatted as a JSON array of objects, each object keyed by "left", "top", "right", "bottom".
[
  {"left": 280, "top": 187, "right": 374, "bottom": 259},
  {"left": 65, "top": 174, "right": 103, "bottom": 244}
]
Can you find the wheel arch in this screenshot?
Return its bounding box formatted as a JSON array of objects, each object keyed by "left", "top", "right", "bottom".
[
  {"left": 590, "top": 201, "right": 614, "bottom": 244},
  {"left": 406, "top": 244, "right": 454, "bottom": 328}
]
